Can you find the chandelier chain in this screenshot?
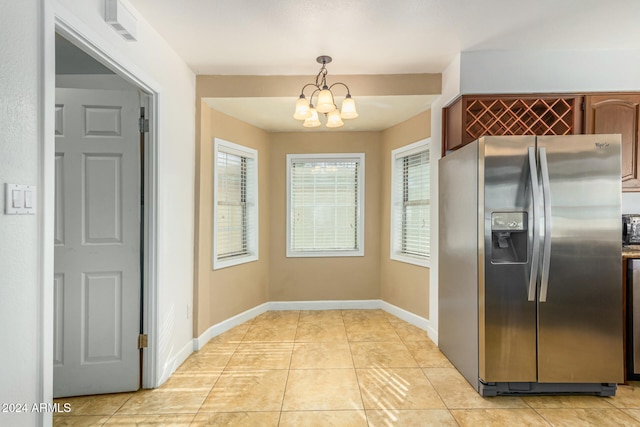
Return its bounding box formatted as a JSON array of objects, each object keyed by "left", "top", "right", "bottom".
[{"left": 315, "top": 63, "right": 329, "bottom": 89}]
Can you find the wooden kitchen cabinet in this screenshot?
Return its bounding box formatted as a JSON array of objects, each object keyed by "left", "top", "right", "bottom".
[
  {"left": 585, "top": 93, "right": 640, "bottom": 192},
  {"left": 443, "top": 94, "right": 583, "bottom": 155}
]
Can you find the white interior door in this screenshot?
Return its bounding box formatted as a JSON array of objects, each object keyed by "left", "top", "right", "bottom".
[{"left": 54, "top": 88, "right": 141, "bottom": 397}]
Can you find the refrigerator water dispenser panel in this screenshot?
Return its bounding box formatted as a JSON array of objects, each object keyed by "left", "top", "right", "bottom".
[{"left": 491, "top": 212, "right": 527, "bottom": 263}]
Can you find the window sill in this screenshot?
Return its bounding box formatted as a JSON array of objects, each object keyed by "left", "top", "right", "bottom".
[
  {"left": 390, "top": 254, "right": 430, "bottom": 268},
  {"left": 213, "top": 254, "right": 258, "bottom": 270},
  {"left": 286, "top": 249, "right": 364, "bottom": 258}
]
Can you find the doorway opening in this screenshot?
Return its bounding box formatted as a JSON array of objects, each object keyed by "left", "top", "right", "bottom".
[{"left": 52, "top": 27, "right": 157, "bottom": 397}]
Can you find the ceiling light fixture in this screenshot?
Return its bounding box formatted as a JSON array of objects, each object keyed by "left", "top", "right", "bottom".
[{"left": 293, "top": 56, "right": 358, "bottom": 129}]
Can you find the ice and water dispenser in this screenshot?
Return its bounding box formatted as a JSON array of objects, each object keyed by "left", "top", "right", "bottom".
[{"left": 491, "top": 212, "right": 527, "bottom": 263}]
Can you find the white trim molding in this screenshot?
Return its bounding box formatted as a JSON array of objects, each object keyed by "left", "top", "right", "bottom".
[
  {"left": 268, "top": 299, "right": 381, "bottom": 311},
  {"left": 380, "top": 300, "right": 437, "bottom": 344},
  {"left": 158, "top": 339, "right": 194, "bottom": 386},
  {"left": 40, "top": 2, "right": 55, "bottom": 426},
  {"left": 193, "top": 303, "right": 270, "bottom": 351}
]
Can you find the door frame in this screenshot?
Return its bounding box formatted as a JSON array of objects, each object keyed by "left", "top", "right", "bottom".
[{"left": 43, "top": 14, "right": 160, "bottom": 396}]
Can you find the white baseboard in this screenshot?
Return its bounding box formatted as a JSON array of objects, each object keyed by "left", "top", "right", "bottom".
[
  {"left": 193, "top": 302, "right": 269, "bottom": 351},
  {"left": 268, "top": 299, "right": 382, "bottom": 311},
  {"left": 157, "top": 338, "right": 195, "bottom": 386},
  {"left": 380, "top": 300, "right": 437, "bottom": 344},
  {"left": 193, "top": 299, "right": 436, "bottom": 352}
]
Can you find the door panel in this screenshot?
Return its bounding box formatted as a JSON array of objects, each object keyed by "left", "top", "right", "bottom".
[
  {"left": 54, "top": 88, "right": 140, "bottom": 397},
  {"left": 84, "top": 106, "right": 123, "bottom": 137},
  {"left": 54, "top": 154, "right": 65, "bottom": 246},
  {"left": 83, "top": 272, "right": 123, "bottom": 362},
  {"left": 83, "top": 154, "right": 123, "bottom": 244},
  {"left": 536, "top": 135, "right": 623, "bottom": 383},
  {"left": 480, "top": 136, "right": 538, "bottom": 382}
]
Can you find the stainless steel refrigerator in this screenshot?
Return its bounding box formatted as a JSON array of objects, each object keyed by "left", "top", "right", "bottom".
[{"left": 439, "top": 135, "right": 623, "bottom": 396}]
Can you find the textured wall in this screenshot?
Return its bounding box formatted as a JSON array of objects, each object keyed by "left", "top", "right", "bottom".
[{"left": 0, "top": 2, "right": 43, "bottom": 426}]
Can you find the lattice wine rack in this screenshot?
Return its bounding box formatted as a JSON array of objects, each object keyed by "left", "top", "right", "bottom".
[
  {"left": 444, "top": 95, "right": 582, "bottom": 152},
  {"left": 466, "top": 98, "right": 575, "bottom": 137}
]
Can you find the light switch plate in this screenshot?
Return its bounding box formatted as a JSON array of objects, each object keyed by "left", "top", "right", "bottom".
[{"left": 5, "top": 183, "right": 37, "bottom": 215}]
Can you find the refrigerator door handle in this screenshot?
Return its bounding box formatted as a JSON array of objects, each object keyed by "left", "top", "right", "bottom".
[
  {"left": 539, "top": 147, "right": 552, "bottom": 303},
  {"left": 527, "top": 147, "right": 540, "bottom": 302}
]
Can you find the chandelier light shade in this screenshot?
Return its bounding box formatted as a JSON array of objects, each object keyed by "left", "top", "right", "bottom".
[
  {"left": 303, "top": 106, "right": 321, "bottom": 128},
  {"left": 294, "top": 96, "right": 311, "bottom": 120},
  {"left": 293, "top": 55, "right": 358, "bottom": 129},
  {"left": 315, "top": 89, "right": 335, "bottom": 114},
  {"left": 340, "top": 94, "right": 359, "bottom": 119},
  {"left": 325, "top": 109, "right": 344, "bottom": 128}
]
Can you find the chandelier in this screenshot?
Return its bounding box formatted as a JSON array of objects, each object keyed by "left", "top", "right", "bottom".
[{"left": 293, "top": 55, "right": 358, "bottom": 128}]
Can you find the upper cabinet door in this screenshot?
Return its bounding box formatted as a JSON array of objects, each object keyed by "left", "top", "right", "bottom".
[{"left": 585, "top": 94, "right": 640, "bottom": 191}]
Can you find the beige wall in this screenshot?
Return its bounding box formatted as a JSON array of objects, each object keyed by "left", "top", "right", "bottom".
[
  {"left": 197, "top": 74, "right": 441, "bottom": 97},
  {"left": 380, "top": 112, "right": 432, "bottom": 318},
  {"left": 194, "top": 102, "right": 271, "bottom": 336},
  {"left": 268, "top": 132, "right": 382, "bottom": 301}
]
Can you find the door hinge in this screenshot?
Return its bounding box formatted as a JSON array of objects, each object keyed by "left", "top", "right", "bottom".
[
  {"left": 139, "top": 117, "right": 149, "bottom": 133},
  {"left": 138, "top": 334, "right": 148, "bottom": 349}
]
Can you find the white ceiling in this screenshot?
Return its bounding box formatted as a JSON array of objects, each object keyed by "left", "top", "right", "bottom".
[{"left": 127, "top": 0, "right": 640, "bottom": 131}]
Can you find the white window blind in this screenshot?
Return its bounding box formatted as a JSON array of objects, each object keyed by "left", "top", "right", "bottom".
[
  {"left": 287, "top": 153, "right": 364, "bottom": 257},
  {"left": 391, "top": 139, "right": 430, "bottom": 266},
  {"left": 213, "top": 139, "right": 258, "bottom": 270}
]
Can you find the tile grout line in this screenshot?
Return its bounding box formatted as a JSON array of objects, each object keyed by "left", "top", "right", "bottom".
[
  {"left": 390, "top": 320, "right": 457, "bottom": 418},
  {"left": 106, "top": 392, "right": 137, "bottom": 424},
  {"left": 402, "top": 341, "right": 452, "bottom": 416},
  {"left": 342, "top": 309, "right": 369, "bottom": 424},
  {"left": 276, "top": 311, "right": 300, "bottom": 426},
  {"left": 528, "top": 406, "right": 557, "bottom": 427}
]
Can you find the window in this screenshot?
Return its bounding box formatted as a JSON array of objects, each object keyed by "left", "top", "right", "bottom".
[
  {"left": 287, "top": 153, "right": 365, "bottom": 257},
  {"left": 213, "top": 138, "right": 258, "bottom": 269},
  {"left": 391, "top": 139, "right": 430, "bottom": 267}
]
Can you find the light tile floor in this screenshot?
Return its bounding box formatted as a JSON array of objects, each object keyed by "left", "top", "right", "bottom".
[{"left": 54, "top": 309, "right": 640, "bottom": 426}]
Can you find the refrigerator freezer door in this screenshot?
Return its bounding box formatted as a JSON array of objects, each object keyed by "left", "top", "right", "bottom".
[
  {"left": 480, "top": 136, "right": 538, "bottom": 383},
  {"left": 536, "top": 135, "right": 623, "bottom": 383}
]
